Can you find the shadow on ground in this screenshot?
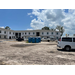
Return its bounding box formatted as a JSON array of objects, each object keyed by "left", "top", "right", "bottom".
[
  {"left": 57, "top": 48, "right": 75, "bottom": 52},
  {"left": 47, "top": 51, "right": 55, "bottom": 53},
  {"left": 46, "top": 44, "right": 57, "bottom": 45},
  {"left": 11, "top": 44, "right": 36, "bottom": 47}
]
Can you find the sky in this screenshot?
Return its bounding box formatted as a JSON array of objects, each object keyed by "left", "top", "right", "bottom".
[{"left": 0, "top": 9, "right": 75, "bottom": 36}]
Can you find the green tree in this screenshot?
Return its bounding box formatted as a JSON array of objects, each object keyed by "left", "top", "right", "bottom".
[
  {"left": 5, "top": 26, "right": 10, "bottom": 30},
  {"left": 42, "top": 26, "right": 50, "bottom": 30},
  {"left": 56, "top": 25, "right": 65, "bottom": 36},
  {"left": 51, "top": 28, "right": 56, "bottom": 31}
]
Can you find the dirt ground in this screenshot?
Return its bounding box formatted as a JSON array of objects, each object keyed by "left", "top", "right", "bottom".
[{"left": 0, "top": 40, "right": 75, "bottom": 65}]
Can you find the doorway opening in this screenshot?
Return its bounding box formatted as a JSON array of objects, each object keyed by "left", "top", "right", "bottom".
[
  {"left": 36, "top": 32, "right": 40, "bottom": 36},
  {"left": 19, "top": 33, "right": 21, "bottom": 38},
  {"left": 9, "top": 36, "right": 11, "bottom": 39},
  {"left": 15, "top": 33, "right": 18, "bottom": 38}
]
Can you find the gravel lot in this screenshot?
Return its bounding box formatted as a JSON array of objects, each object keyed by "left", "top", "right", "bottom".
[{"left": 0, "top": 40, "right": 75, "bottom": 65}]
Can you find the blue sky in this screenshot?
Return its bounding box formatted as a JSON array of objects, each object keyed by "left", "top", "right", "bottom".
[
  {"left": 0, "top": 9, "right": 75, "bottom": 36},
  {"left": 0, "top": 9, "right": 33, "bottom": 30}
]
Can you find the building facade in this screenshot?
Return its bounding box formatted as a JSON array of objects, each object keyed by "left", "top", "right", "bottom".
[{"left": 0, "top": 28, "right": 61, "bottom": 40}]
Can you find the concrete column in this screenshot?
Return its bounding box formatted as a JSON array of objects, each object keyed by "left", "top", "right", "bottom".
[{"left": 7, "top": 31, "right": 9, "bottom": 39}]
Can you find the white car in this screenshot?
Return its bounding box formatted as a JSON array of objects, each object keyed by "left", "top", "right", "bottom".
[
  {"left": 57, "top": 36, "right": 75, "bottom": 51},
  {"left": 41, "top": 37, "right": 50, "bottom": 42}
]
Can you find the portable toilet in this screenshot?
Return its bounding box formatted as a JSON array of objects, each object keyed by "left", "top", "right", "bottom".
[
  {"left": 28, "top": 37, "right": 31, "bottom": 43},
  {"left": 38, "top": 37, "right": 41, "bottom": 42},
  {"left": 36, "top": 37, "right": 39, "bottom": 43},
  {"left": 36, "top": 37, "right": 41, "bottom": 43},
  {"left": 32, "top": 37, "right": 36, "bottom": 43},
  {"left": 28, "top": 37, "right": 32, "bottom": 43}
]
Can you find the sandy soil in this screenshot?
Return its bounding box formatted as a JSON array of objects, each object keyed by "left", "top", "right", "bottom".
[{"left": 0, "top": 40, "right": 75, "bottom": 65}]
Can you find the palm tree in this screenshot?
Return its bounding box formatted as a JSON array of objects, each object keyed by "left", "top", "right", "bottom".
[
  {"left": 56, "top": 25, "right": 65, "bottom": 36},
  {"left": 5, "top": 26, "right": 10, "bottom": 30}
]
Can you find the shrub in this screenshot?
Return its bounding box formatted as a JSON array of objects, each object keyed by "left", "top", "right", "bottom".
[
  {"left": 26, "top": 41, "right": 32, "bottom": 43},
  {"left": 26, "top": 40, "right": 29, "bottom": 43}
]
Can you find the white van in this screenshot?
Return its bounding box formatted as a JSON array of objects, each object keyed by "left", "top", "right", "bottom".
[{"left": 57, "top": 36, "right": 75, "bottom": 51}]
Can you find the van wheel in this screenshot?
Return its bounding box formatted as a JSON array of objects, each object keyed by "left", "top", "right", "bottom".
[{"left": 65, "top": 46, "right": 71, "bottom": 51}]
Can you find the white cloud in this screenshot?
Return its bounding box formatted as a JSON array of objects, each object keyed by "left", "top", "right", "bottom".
[
  {"left": 30, "top": 16, "right": 33, "bottom": 17},
  {"left": 32, "top": 9, "right": 40, "bottom": 16},
  {"left": 28, "top": 9, "right": 75, "bottom": 36},
  {"left": 56, "top": 29, "right": 59, "bottom": 31},
  {"left": 27, "top": 28, "right": 33, "bottom": 30},
  {"left": 30, "top": 19, "right": 44, "bottom": 29},
  {"left": 28, "top": 13, "right": 31, "bottom": 15},
  {"left": 0, "top": 26, "right": 4, "bottom": 28}
]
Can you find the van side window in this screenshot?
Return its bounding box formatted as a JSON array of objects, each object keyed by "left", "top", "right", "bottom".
[
  {"left": 62, "top": 37, "right": 72, "bottom": 42},
  {"left": 73, "top": 38, "right": 75, "bottom": 42}
]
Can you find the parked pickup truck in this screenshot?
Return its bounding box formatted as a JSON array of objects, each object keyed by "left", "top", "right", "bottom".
[
  {"left": 16, "top": 37, "right": 24, "bottom": 41},
  {"left": 41, "top": 37, "right": 50, "bottom": 42}
]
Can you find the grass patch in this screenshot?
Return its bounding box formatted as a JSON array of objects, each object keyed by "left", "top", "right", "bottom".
[
  {"left": 26, "top": 41, "right": 32, "bottom": 43},
  {"left": 26, "top": 40, "right": 29, "bottom": 43}
]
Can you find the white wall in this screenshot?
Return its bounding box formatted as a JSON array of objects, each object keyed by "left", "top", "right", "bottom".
[
  {"left": 7, "top": 31, "right": 15, "bottom": 39},
  {"left": 0, "top": 30, "right": 8, "bottom": 35},
  {"left": 40, "top": 31, "right": 61, "bottom": 39},
  {"left": 21, "top": 32, "right": 36, "bottom": 36},
  {"left": 40, "top": 32, "right": 57, "bottom": 36},
  {"left": 0, "top": 30, "right": 8, "bottom": 39},
  {"left": 0, "top": 29, "right": 61, "bottom": 39}
]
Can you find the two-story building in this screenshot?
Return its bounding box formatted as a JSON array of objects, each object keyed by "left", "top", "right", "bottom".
[{"left": 0, "top": 28, "right": 61, "bottom": 40}]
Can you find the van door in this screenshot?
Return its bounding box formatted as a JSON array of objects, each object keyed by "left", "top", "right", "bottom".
[
  {"left": 61, "top": 37, "right": 73, "bottom": 48},
  {"left": 73, "top": 38, "right": 75, "bottom": 49}
]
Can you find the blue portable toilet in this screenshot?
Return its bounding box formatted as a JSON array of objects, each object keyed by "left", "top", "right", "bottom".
[
  {"left": 32, "top": 37, "right": 36, "bottom": 43},
  {"left": 38, "top": 37, "right": 41, "bottom": 42},
  {"left": 36, "top": 37, "right": 41, "bottom": 43},
  {"left": 28, "top": 37, "right": 32, "bottom": 43},
  {"left": 36, "top": 37, "right": 39, "bottom": 43},
  {"left": 28, "top": 37, "right": 31, "bottom": 43}
]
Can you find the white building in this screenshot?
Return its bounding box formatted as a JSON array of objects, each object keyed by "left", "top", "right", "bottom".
[{"left": 0, "top": 28, "right": 61, "bottom": 40}]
